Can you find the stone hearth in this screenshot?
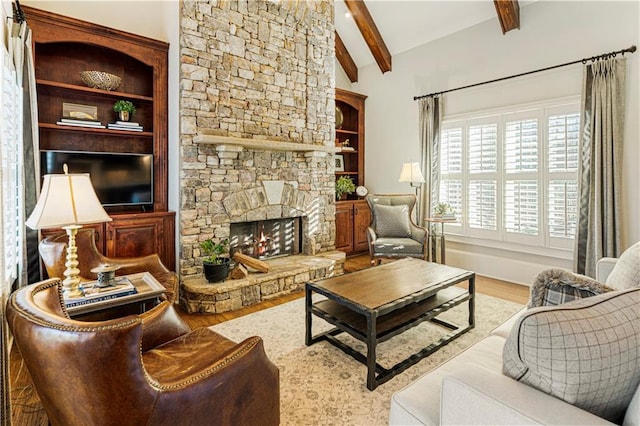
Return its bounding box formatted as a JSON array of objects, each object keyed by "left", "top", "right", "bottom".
[{"left": 181, "top": 251, "right": 344, "bottom": 314}]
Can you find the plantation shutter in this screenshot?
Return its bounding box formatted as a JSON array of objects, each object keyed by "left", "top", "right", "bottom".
[
  {"left": 547, "top": 113, "right": 579, "bottom": 243},
  {"left": 504, "top": 119, "right": 539, "bottom": 236},
  {"left": 468, "top": 124, "right": 497, "bottom": 231}
]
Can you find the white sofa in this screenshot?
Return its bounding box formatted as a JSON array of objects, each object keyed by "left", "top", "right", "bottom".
[{"left": 389, "top": 254, "right": 640, "bottom": 425}]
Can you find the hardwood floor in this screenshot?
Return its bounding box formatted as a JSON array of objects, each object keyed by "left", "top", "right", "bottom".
[
  {"left": 10, "top": 253, "right": 530, "bottom": 424},
  {"left": 176, "top": 254, "right": 530, "bottom": 329}
]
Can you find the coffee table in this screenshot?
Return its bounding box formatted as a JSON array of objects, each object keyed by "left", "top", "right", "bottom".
[{"left": 305, "top": 258, "right": 475, "bottom": 390}]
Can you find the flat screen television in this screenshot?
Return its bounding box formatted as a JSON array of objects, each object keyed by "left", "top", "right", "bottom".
[{"left": 41, "top": 150, "right": 153, "bottom": 207}]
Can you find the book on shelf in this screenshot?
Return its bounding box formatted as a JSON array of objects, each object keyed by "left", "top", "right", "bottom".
[
  {"left": 64, "top": 277, "right": 137, "bottom": 308},
  {"left": 107, "top": 123, "right": 143, "bottom": 131},
  {"left": 341, "top": 146, "right": 355, "bottom": 152},
  {"left": 57, "top": 120, "right": 105, "bottom": 129},
  {"left": 115, "top": 120, "right": 140, "bottom": 126},
  {"left": 60, "top": 117, "right": 102, "bottom": 126}
]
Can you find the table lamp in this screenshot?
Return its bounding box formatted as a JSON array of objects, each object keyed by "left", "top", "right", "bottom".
[
  {"left": 26, "top": 164, "right": 112, "bottom": 297},
  {"left": 398, "top": 162, "right": 426, "bottom": 222}
]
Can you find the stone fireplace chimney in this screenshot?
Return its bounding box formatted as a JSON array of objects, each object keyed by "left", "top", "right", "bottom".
[{"left": 179, "top": 0, "right": 336, "bottom": 282}]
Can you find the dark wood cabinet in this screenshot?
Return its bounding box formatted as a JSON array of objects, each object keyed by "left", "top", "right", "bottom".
[
  {"left": 335, "top": 88, "right": 366, "bottom": 190},
  {"left": 336, "top": 200, "right": 370, "bottom": 256},
  {"left": 106, "top": 212, "right": 175, "bottom": 271},
  {"left": 335, "top": 89, "right": 368, "bottom": 256},
  {"left": 335, "top": 203, "right": 354, "bottom": 253},
  {"left": 353, "top": 200, "right": 372, "bottom": 253},
  {"left": 25, "top": 6, "right": 175, "bottom": 271}
]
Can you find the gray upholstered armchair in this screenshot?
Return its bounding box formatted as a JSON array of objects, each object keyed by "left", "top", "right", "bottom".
[{"left": 365, "top": 194, "right": 429, "bottom": 266}]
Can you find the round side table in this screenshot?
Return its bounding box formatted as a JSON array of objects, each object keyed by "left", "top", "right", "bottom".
[{"left": 424, "top": 216, "right": 457, "bottom": 264}]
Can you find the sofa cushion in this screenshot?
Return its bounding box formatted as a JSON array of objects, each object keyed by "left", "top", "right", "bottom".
[
  {"left": 374, "top": 204, "right": 411, "bottom": 238},
  {"left": 390, "top": 335, "right": 506, "bottom": 425},
  {"left": 605, "top": 241, "right": 640, "bottom": 290},
  {"left": 503, "top": 288, "right": 640, "bottom": 423}
]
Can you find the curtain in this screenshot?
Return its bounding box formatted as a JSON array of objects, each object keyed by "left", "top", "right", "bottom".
[
  {"left": 574, "top": 57, "right": 626, "bottom": 277},
  {"left": 10, "top": 17, "right": 40, "bottom": 286},
  {"left": 418, "top": 96, "right": 441, "bottom": 225}
]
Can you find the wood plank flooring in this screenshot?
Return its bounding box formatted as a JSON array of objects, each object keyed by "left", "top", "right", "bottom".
[
  {"left": 177, "top": 254, "right": 530, "bottom": 329},
  {"left": 10, "top": 254, "right": 530, "bottom": 424}
]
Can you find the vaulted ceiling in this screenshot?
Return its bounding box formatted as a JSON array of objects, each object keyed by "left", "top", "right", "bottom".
[{"left": 335, "top": 0, "right": 523, "bottom": 83}]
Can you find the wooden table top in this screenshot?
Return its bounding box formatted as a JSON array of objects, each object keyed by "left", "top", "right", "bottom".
[{"left": 308, "top": 258, "right": 474, "bottom": 311}]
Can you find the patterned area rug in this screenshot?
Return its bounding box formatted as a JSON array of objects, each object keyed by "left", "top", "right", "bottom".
[{"left": 211, "top": 292, "right": 524, "bottom": 425}]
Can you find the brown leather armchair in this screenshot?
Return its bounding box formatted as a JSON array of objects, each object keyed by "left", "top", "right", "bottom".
[
  {"left": 39, "top": 228, "right": 178, "bottom": 302},
  {"left": 6, "top": 279, "right": 280, "bottom": 426}
]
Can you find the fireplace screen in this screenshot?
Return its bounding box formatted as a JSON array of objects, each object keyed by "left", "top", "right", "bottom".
[{"left": 230, "top": 217, "right": 301, "bottom": 260}]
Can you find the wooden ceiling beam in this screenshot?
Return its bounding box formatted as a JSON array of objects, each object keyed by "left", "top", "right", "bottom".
[
  {"left": 335, "top": 31, "right": 358, "bottom": 83},
  {"left": 494, "top": 0, "right": 520, "bottom": 34},
  {"left": 344, "top": 0, "right": 392, "bottom": 74}
]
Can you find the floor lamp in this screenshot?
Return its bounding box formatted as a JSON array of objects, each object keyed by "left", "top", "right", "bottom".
[
  {"left": 26, "top": 165, "right": 111, "bottom": 297},
  {"left": 398, "top": 162, "right": 426, "bottom": 223}
]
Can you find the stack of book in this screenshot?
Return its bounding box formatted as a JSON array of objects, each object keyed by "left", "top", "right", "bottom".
[
  {"left": 56, "top": 117, "right": 105, "bottom": 129},
  {"left": 64, "top": 277, "right": 137, "bottom": 308},
  {"left": 108, "top": 121, "right": 144, "bottom": 132}
]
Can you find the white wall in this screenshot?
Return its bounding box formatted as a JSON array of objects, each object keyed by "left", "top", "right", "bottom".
[{"left": 340, "top": 1, "right": 640, "bottom": 285}]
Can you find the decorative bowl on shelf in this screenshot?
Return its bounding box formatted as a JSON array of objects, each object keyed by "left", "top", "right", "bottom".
[
  {"left": 79, "top": 71, "right": 122, "bottom": 91},
  {"left": 335, "top": 106, "right": 344, "bottom": 129}
]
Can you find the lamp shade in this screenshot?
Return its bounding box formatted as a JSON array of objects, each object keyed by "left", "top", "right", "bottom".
[
  {"left": 26, "top": 172, "right": 112, "bottom": 229},
  {"left": 398, "top": 162, "right": 425, "bottom": 184}
]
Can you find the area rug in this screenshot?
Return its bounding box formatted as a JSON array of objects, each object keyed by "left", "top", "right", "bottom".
[{"left": 211, "top": 292, "right": 523, "bottom": 426}]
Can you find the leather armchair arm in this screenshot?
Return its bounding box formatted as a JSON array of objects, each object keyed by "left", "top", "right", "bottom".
[
  {"left": 138, "top": 301, "right": 191, "bottom": 352},
  {"left": 109, "top": 254, "right": 178, "bottom": 303},
  {"left": 146, "top": 335, "right": 280, "bottom": 425}
]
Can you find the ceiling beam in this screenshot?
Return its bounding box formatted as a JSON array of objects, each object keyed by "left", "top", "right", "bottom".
[
  {"left": 494, "top": 0, "right": 520, "bottom": 34},
  {"left": 344, "top": 0, "right": 392, "bottom": 74},
  {"left": 335, "top": 31, "right": 358, "bottom": 83}
]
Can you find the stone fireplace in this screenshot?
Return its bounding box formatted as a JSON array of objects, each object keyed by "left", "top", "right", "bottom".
[{"left": 178, "top": 1, "right": 343, "bottom": 313}]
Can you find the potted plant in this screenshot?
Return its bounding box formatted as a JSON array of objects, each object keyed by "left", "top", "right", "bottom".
[
  {"left": 335, "top": 176, "right": 356, "bottom": 201},
  {"left": 113, "top": 100, "right": 136, "bottom": 122},
  {"left": 200, "top": 238, "right": 230, "bottom": 283},
  {"left": 433, "top": 202, "right": 456, "bottom": 218}
]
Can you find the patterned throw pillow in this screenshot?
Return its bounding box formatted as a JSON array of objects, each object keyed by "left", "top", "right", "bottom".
[
  {"left": 374, "top": 204, "right": 411, "bottom": 238},
  {"left": 503, "top": 288, "right": 640, "bottom": 423},
  {"left": 528, "top": 268, "right": 613, "bottom": 308},
  {"left": 605, "top": 241, "right": 640, "bottom": 290}
]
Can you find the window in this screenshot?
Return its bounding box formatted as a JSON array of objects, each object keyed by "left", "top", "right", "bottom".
[
  {"left": 439, "top": 99, "right": 579, "bottom": 252},
  {"left": 1, "top": 45, "right": 23, "bottom": 287}
]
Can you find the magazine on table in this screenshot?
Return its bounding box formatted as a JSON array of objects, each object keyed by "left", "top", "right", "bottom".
[{"left": 64, "top": 277, "right": 137, "bottom": 307}]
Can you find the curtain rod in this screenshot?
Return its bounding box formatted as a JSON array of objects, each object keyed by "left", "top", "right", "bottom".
[{"left": 413, "top": 45, "right": 637, "bottom": 101}]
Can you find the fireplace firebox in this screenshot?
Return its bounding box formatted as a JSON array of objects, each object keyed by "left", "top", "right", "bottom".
[{"left": 230, "top": 217, "right": 301, "bottom": 260}]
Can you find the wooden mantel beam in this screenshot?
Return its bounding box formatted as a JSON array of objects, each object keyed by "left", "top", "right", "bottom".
[
  {"left": 335, "top": 31, "right": 358, "bottom": 83},
  {"left": 344, "top": 0, "right": 392, "bottom": 74},
  {"left": 494, "top": 0, "right": 520, "bottom": 34}
]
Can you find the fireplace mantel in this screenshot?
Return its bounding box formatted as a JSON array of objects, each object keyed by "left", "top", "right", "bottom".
[{"left": 194, "top": 134, "right": 341, "bottom": 154}]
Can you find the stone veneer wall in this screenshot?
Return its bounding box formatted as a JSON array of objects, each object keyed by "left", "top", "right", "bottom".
[{"left": 179, "top": 0, "right": 336, "bottom": 279}]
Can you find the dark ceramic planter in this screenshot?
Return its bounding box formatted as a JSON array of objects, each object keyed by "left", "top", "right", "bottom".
[{"left": 203, "top": 257, "right": 231, "bottom": 283}]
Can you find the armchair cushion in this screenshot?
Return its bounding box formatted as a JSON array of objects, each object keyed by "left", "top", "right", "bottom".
[
  {"left": 373, "top": 238, "right": 424, "bottom": 256},
  {"left": 374, "top": 204, "right": 411, "bottom": 238},
  {"left": 503, "top": 288, "right": 640, "bottom": 423},
  {"left": 605, "top": 241, "right": 640, "bottom": 290}
]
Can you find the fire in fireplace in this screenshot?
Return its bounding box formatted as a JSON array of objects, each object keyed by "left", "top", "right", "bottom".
[{"left": 230, "top": 217, "right": 301, "bottom": 260}]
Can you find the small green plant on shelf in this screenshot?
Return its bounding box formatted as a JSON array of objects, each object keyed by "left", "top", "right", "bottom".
[
  {"left": 433, "top": 202, "right": 456, "bottom": 217},
  {"left": 199, "top": 238, "right": 229, "bottom": 265},
  {"left": 335, "top": 176, "right": 356, "bottom": 200},
  {"left": 113, "top": 100, "right": 136, "bottom": 121}
]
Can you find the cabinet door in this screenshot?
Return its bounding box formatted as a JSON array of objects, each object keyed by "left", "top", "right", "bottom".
[
  {"left": 105, "top": 217, "right": 163, "bottom": 260},
  {"left": 335, "top": 203, "right": 354, "bottom": 253},
  {"left": 353, "top": 201, "right": 371, "bottom": 253}
]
